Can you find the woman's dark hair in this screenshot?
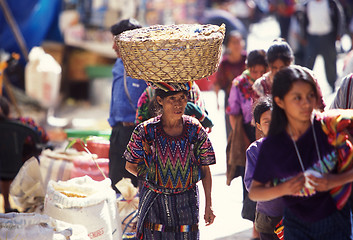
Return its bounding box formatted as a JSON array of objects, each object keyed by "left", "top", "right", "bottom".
[
  {"left": 246, "top": 49, "right": 268, "bottom": 69},
  {"left": 148, "top": 89, "right": 188, "bottom": 117},
  {"left": 267, "top": 38, "right": 294, "bottom": 65},
  {"left": 0, "top": 96, "right": 10, "bottom": 120},
  {"left": 110, "top": 18, "right": 142, "bottom": 35},
  {"left": 224, "top": 30, "right": 244, "bottom": 49},
  {"left": 253, "top": 96, "right": 272, "bottom": 124},
  {"left": 155, "top": 89, "right": 187, "bottom": 99},
  {"left": 268, "top": 65, "right": 318, "bottom": 136}
]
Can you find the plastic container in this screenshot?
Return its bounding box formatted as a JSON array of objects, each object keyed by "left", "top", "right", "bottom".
[
  {"left": 65, "top": 129, "right": 111, "bottom": 140},
  {"left": 25, "top": 47, "right": 62, "bottom": 108},
  {"left": 87, "top": 139, "right": 110, "bottom": 158},
  {"left": 71, "top": 158, "right": 109, "bottom": 181},
  {"left": 71, "top": 136, "right": 110, "bottom": 159},
  {"left": 86, "top": 65, "right": 113, "bottom": 106}
]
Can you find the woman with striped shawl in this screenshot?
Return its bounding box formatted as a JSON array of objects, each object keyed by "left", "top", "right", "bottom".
[{"left": 249, "top": 66, "right": 353, "bottom": 239}]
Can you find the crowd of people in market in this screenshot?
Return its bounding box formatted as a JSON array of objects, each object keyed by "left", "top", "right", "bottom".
[
  {"left": 106, "top": 1, "right": 353, "bottom": 238},
  {"left": 1, "top": 0, "right": 353, "bottom": 240},
  {"left": 105, "top": 3, "right": 353, "bottom": 238}
]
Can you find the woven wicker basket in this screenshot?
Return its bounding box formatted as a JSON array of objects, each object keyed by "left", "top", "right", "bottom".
[{"left": 116, "top": 24, "right": 225, "bottom": 83}]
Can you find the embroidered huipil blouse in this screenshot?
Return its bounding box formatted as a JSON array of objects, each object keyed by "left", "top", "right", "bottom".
[
  {"left": 124, "top": 115, "right": 216, "bottom": 191},
  {"left": 227, "top": 70, "right": 258, "bottom": 124}
]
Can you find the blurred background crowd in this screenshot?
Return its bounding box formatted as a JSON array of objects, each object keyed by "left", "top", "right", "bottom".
[
  {"left": 1, "top": 0, "right": 353, "bottom": 239},
  {"left": 1, "top": 0, "right": 353, "bottom": 108}
]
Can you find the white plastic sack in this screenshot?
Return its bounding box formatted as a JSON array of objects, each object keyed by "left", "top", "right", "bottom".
[
  {"left": 25, "top": 46, "right": 62, "bottom": 108},
  {"left": 115, "top": 178, "right": 138, "bottom": 236},
  {"left": 10, "top": 157, "right": 45, "bottom": 213},
  {"left": 0, "top": 212, "right": 89, "bottom": 240},
  {"left": 44, "top": 176, "right": 122, "bottom": 240}
]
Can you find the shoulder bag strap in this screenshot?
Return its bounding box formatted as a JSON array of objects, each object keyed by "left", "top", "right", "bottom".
[{"left": 124, "top": 69, "right": 137, "bottom": 111}]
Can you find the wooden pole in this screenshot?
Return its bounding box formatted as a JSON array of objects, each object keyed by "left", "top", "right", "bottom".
[
  {"left": 0, "top": 0, "right": 29, "bottom": 62},
  {"left": 3, "top": 73, "right": 22, "bottom": 117}
]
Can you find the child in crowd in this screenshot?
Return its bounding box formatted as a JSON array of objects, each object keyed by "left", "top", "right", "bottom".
[
  {"left": 249, "top": 65, "right": 353, "bottom": 239},
  {"left": 244, "top": 96, "right": 284, "bottom": 240},
  {"left": 227, "top": 49, "right": 268, "bottom": 184},
  {"left": 214, "top": 30, "right": 247, "bottom": 138},
  {"left": 226, "top": 49, "right": 268, "bottom": 240},
  {"left": 252, "top": 38, "right": 325, "bottom": 111},
  {"left": 252, "top": 38, "right": 294, "bottom": 99}
]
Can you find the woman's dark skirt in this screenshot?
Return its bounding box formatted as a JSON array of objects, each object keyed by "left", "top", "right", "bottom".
[
  {"left": 283, "top": 204, "right": 352, "bottom": 240},
  {"left": 137, "top": 184, "right": 200, "bottom": 240}
]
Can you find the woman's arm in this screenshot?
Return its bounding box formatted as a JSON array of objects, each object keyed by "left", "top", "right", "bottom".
[
  {"left": 125, "top": 161, "right": 138, "bottom": 176},
  {"left": 310, "top": 168, "right": 353, "bottom": 192},
  {"left": 201, "top": 165, "right": 215, "bottom": 226},
  {"left": 249, "top": 173, "right": 305, "bottom": 201},
  {"left": 244, "top": 145, "right": 257, "bottom": 191}
]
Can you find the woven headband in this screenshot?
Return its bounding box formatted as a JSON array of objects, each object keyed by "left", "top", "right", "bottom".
[{"left": 147, "top": 81, "right": 193, "bottom": 92}]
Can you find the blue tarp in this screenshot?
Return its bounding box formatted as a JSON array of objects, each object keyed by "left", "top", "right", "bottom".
[{"left": 0, "top": 0, "right": 63, "bottom": 63}]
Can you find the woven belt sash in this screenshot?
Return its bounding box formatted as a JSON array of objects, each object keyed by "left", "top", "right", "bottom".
[
  {"left": 144, "top": 222, "right": 198, "bottom": 232},
  {"left": 143, "top": 181, "right": 195, "bottom": 195}
]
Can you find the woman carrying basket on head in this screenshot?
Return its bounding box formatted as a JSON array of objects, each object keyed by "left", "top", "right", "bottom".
[{"left": 124, "top": 82, "right": 216, "bottom": 240}]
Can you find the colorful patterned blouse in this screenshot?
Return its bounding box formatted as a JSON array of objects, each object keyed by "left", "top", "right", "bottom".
[
  {"left": 227, "top": 70, "right": 257, "bottom": 124},
  {"left": 252, "top": 72, "right": 272, "bottom": 101},
  {"left": 124, "top": 115, "right": 216, "bottom": 190},
  {"left": 17, "top": 117, "right": 49, "bottom": 143}
]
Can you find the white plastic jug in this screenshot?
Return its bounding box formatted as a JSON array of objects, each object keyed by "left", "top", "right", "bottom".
[{"left": 25, "top": 47, "right": 62, "bottom": 108}]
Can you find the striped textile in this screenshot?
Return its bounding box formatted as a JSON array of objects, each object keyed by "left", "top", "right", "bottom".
[
  {"left": 147, "top": 81, "right": 193, "bottom": 92},
  {"left": 318, "top": 110, "right": 353, "bottom": 210},
  {"left": 274, "top": 218, "right": 284, "bottom": 240},
  {"left": 136, "top": 185, "right": 199, "bottom": 240},
  {"left": 283, "top": 205, "right": 351, "bottom": 240},
  {"left": 143, "top": 222, "right": 198, "bottom": 232}
]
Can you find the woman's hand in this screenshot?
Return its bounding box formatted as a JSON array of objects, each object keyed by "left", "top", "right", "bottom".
[
  {"left": 201, "top": 166, "right": 215, "bottom": 226},
  {"left": 125, "top": 162, "right": 138, "bottom": 176},
  {"left": 310, "top": 171, "right": 353, "bottom": 192},
  {"left": 280, "top": 172, "right": 305, "bottom": 196},
  {"left": 308, "top": 174, "right": 331, "bottom": 192},
  {"left": 206, "top": 127, "right": 212, "bottom": 133},
  {"left": 204, "top": 206, "right": 215, "bottom": 226}
]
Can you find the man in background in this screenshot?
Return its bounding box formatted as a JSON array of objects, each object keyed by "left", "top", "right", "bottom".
[
  {"left": 108, "top": 19, "right": 147, "bottom": 191},
  {"left": 302, "top": 0, "right": 344, "bottom": 92}
]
